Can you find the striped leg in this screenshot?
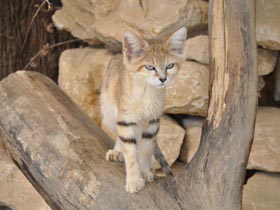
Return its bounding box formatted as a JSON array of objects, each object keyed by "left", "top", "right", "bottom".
[
  {"left": 138, "top": 118, "right": 160, "bottom": 182},
  {"left": 106, "top": 139, "right": 124, "bottom": 162},
  {"left": 116, "top": 120, "right": 145, "bottom": 193}
]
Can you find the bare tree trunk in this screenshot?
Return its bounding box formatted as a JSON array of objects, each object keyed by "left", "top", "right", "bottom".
[
  {"left": 0, "top": 0, "right": 257, "bottom": 209},
  {"left": 172, "top": 0, "right": 258, "bottom": 209}
]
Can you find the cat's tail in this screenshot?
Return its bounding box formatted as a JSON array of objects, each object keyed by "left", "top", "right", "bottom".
[{"left": 153, "top": 141, "right": 173, "bottom": 176}]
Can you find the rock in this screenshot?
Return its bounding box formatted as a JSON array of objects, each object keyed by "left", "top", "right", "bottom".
[
  {"left": 153, "top": 116, "right": 185, "bottom": 169},
  {"left": 185, "top": 34, "right": 278, "bottom": 75},
  {"left": 53, "top": 0, "right": 208, "bottom": 51},
  {"left": 257, "top": 48, "right": 278, "bottom": 76},
  {"left": 92, "top": 14, "right": 127, "bottom": 52},
  {"left": 243, "top": 172, "right": 280, "bottom": 210},
  {"left": 118, "top": 0, "right": 208, "bottom": 38},
  {"left": 52, "top": 0, "right": 119, "bottom": 44},
  {"left": 256, "top": 0, "right": 280, "bottom": 50},
  {"left": 0, "top": 150, "right": 51, "bottom": 210},
  {"left": 247, "top": 107, "right": 280, "bottom": 172},
  {"left": 186, "top": 35, "right": 209, "bottom": 64},
  {"left": 58, "top": 48, "right": 114, "bottom": 125},
  {"left": 179, "top": 107, "right": 280, "bottom": 172},
  {"left": 179, "top": 117, "right": 203, "bottom": 163},
  {"left": 95, "top": 0, "right": 208, "bottom": 51},
  {"left": 164, "top": 61, "right": 209, "bottom": 116}
]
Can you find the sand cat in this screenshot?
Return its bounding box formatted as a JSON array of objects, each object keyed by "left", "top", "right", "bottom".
[{"left": 100, "top": 27, "right": 187, "bottom": 193}]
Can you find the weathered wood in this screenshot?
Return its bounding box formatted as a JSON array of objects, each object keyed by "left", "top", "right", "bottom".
[
  {"left": 0, "top": 0, "right": 257, "bottom": 209},
  {"left": 0, "top": 71, "right": 182, "bottom": 210},
  {"left": 172, "top": 0, "right": 258, "bottom": 210}
]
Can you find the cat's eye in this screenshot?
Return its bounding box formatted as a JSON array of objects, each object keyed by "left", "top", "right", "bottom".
[
  {"left": 166, "top": 63, "right": 175, "bottom": 70},
  {"left": 144, "top": 65, "right": 156, "bottom": 71}
]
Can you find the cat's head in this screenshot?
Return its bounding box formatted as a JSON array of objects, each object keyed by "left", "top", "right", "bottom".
[{"left": 122, "top": 27, "right": 187, "bottom": 88}]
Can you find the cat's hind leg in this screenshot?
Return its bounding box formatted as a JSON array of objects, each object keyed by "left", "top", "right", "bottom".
[
  {"left": 116, "top": 118, "right": 145, "bottom": 193},
  {"left": 138, "top": 139, "right": 155, "bottom": 182},
  {"left": 138, "top": 118, "right": 160, "bottom": 182}
]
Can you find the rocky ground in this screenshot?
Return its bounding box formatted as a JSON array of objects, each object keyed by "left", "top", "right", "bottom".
[{"left": 1, "top": 0, "right": 280, "bottom": 209}]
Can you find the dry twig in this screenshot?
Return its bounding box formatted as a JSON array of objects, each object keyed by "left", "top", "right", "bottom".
[
  {"left": 20, "top": 0, "right": 52, "bottom": 52},
  {"left": 23, "top": 39, "right": 80, "bottom": 70}
]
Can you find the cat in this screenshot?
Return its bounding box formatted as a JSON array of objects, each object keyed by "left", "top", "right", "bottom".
[{"left": 100, "top": 27, "right": 187, "bottom": 193}]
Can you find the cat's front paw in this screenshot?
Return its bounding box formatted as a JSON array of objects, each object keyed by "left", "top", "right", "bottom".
[
  {"left": 106, "top": 149, "right": 124, "bottom": 162},
  {"left": 142, "top": 170, "right": 154, "bottom": 182},
  {"left": 125, "top": 177, "right": 145, "bottom": 193}
]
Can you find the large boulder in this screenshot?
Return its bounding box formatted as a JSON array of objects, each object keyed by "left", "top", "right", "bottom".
[
  {"left": 185, "top": 34, "right": 278, "bottom": 76},
  {"left": 152, "top": 116, "right": 185, "bottom": 169},
  {"left": 58, "top": 48, "right": 114, "bottom": 125},
  {"left": 165, "top": 61, "right": 209, "bottom": 116},
  {"left": 247, "top": 107, "right": 280, "bottom": 172},
  {"left": 256, "top": 0, "right": 280, "bottom": 50},
  {"left": 53, "top": 0, "right": 208, "bottom": 51},
  {"left": 243, "top": 172, "right": 280, "bottom": 210},
  {"left": 257, "top": 48, "right": 278, "bottom": 76},
  {"left": 52, "top": 0, "right": 119, "bottom": 44},
  {"left": 185, "top": 35, "right": 209, "bottom": 64},
  {"left": 0, "top": 150, "right": 51, "bottom": 210},
  {"left": 179, "top": 107, "right": 280, "bottom": 173}
]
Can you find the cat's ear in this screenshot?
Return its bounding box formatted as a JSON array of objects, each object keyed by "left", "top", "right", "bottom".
[
  {"left": 123, "top": 31, "right": 147, "bottom": 62},
  {"left": 167, "top": 27, "right": 187, "bottom": 56}
]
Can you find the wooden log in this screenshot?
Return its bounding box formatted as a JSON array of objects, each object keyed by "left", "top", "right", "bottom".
[
  {"left": 0, "top": 71, "right": 182, "bottom": 210},
  {"left": 172, "top": 0, "right": 258, "bottom": 210}
]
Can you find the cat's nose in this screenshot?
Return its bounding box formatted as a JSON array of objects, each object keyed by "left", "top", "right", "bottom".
[{"left": 159, "top": 77, "right": 167, "bottom": 83}]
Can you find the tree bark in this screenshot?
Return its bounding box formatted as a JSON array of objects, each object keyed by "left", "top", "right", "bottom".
[
  {"left": 0, "top": 0, "right": 257, "bottom": 209},
  {"left": 172, "top": 0, "right": 257, "bottom": 209}
]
